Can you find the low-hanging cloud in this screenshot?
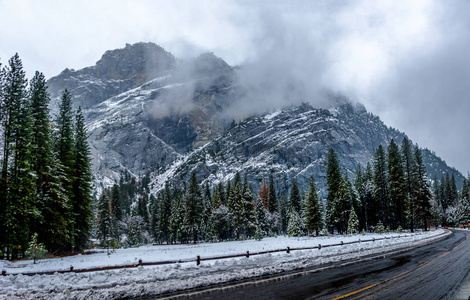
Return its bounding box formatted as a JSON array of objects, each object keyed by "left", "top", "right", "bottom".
[{"left": 2, "top": 0, "right": 470, "bottom": 173}]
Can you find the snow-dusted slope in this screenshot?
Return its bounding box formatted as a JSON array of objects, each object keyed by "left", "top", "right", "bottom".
[
  {"left": 149, "top": 102, "right": 408, "bottom": 194},
  {"left": 45, "top": 42, "right": 464, "bottom": 192},
  {"left": 0, "top": 230, "right": 448, "bottom": 299}
]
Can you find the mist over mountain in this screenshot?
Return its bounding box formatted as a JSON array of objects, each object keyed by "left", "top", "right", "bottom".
[{"left": 46, "top": 42, "right": 464, "bottom": 192}]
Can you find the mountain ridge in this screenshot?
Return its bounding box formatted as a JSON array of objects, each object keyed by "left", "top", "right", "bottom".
[{"left": 45, "top": 42, "right": 465, "bottom": 193}]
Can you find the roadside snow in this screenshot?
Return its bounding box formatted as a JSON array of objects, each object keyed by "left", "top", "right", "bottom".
[{"left": 0, "top": 229, "right": 448, "bottom": 299}]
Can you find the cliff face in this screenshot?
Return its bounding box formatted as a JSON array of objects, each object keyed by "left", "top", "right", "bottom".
[
  {"left": 47, "top": 43, "right": 176, "bottom": 109},
  {"left": 46, "top": 42, "right": 464, "bottom": 192}
]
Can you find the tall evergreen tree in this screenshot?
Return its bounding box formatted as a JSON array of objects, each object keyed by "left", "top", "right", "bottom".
[
  {"left": 110, "top": 184, "right": 122, "bottom": 224},
  {"left": 451, "top": 174, "right": 458, "bottom": 206},
  {"left": 388, "top": 139, "right": 406, "bottom": 229},
  {"left": 373, "top": 144, "right": 390, "bottom": 227},
  {"left": 242, "top": 186, "right": 256, "bottom": 237},
  {"left": 29, "top": 71, "right": 53, "bottom": 236},
  {"left": 0, "top": 53, "right": 33, "bottom": 252},
  {"left": 55, "top": 89, "right": 75, "bottom": 249},
  {"left": 326, "top": 148, "right": 342, "bottom": 232},
  {"left": 401, "top": 137, "right": 415, "bottom": 232},
  {"left": 72, "top": 107, "right": 93, "bottom": 251},
  {"left": 55, "top": 89, "right": 75, "bottom": 178},
  {"left": 10, "top": 73, "right": 35, "bottom": 251},
  {"left": 230, "top": 182, "right": 244, "bottom": 239},
  {"left": 184, "top": 171, "right": 203, "bottom": 242},
  {"left": 158, "top": 181, "right": 172, "bottom": 243},
  {"left": 412, "top": 145, "right": 433, "bottom": 230},
  {"left": 347, "top": 208, "right": 360, "bottom": 234},
  {"left": 304, "top": 177, "right": 323, "bottom": 236},
  {"left": 41, "top": 153, "right": 71, "bottom": 252},
  {"left": 212, "top": 186, "right": 222, "bottom": 209},
  {"left": 268, "top": 175, "right": 277, "bottom": 213},
  {"left": 444, "top": 173, "right": 452, "bottom": 210},
  {"left": 354, "top": 165, "right": 367, "bottom": 230},
  {"left": 97, "top": 192, "right": 112, "bottom": 246},
  {"left": 363, "top": 162, "right": 376, "bottom": 230},
  {"left": 202, "top": 183, "right": 212, "bottom": 240},
  {"left": 150, "top": 193, "right": 161, "bottom": 241},
  {"left": 290, "top": 178, "right": 301, "bottom": 213}
]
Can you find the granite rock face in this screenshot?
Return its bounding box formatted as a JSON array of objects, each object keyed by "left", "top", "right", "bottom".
[
  {"left": 47, "top": 43, "right": 176, "bottom": 109},
  {"left": 46, "top": 42, "right": 464, "bottom": 192}
]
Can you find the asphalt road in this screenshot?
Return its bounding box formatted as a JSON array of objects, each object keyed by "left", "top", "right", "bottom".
[{"left": 164, "top": 230, "right": 470, "bottom": 300}]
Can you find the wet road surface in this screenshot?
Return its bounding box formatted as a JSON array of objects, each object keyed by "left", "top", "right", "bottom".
[{"left": 161, "top": 230, "right": 470, "bottom": 299}]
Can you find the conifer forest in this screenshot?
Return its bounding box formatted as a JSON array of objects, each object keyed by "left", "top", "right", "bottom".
[{"left": 1, "top": 53, "right": 470, "bottom": 257}]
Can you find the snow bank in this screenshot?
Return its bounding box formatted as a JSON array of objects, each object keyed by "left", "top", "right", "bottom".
[{"left": 0, "top": 229, "right": 448, "bottom": 299}]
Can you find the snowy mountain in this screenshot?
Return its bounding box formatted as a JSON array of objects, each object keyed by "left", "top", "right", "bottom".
[{"left": 46, "top": 42, "right": 465, "bottom": 193}]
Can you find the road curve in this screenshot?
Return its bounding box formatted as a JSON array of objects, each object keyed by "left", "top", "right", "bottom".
[{"left": 162, "top": 230, "right": 470, "bottom": 300}]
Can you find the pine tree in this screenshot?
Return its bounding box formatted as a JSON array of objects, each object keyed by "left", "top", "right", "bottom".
[
  {"left": 354, "top": 165, "right": 367, "bottom": 231},
  {"left": 230, "top": 182, "right": 244, "bottom": 239},
  {"left": 459, "top": 179, "right": 470, "bottom": 225},
  {"left": 363, "top": 162, "right": 376, "bottom": 231},
  {"left": 290, "top": 178, "right": 301, "bottom": 213},
  {"left": 55, "top": 89, "right": 75, "bottom": 249},
  {"left": 202, "top": 183, "right": 212, "bottom": 241},
  {"left": 388, "top": 139, "right": 406, "bottom": 229},
  {"left": 444, "top": 173, "right": 452, "bottom": 210},
  {"left": 25, "top": 233, "right": 47, "bottom": 264},
  {"left": 401, "top": 137, "right": 415, "bottom": 232},
  {"left": 212, "top": 186, "right": 222, "bottom": 209},
  {"left": 184, "top": 171, "right": 203, "bottom": 242},
  {"left": 29, "top": 72, "right": 52, "bottom": 234},
  {"left": 451, "top": 174, "right": 458, "bottom": 207},
  {"left": 218, "top": 182, "right": 226, "bottom": 206},
  {"left": 326, "top": 148, "right": 342, "bottom": 233},
  {"left": 159, "top": 181, "right": 172, "bottom": 243},
  {"left": 97, "top": 192, "right": 112, "bottom": 248},
  {"left": 110, "top": 184, "right": 122, "bottom": 224},
  {"left": 137, "top": 193, "right": 149, "bottom": 228},
  {"left": 72, "top": 107, "right": 93, "bottom": 251},
  {"left": 412, "top": 146, "right": 433, "bottom": 230},
  {"left": 10, "top": 76, "right": 36, "bottom": 251},
  {"left": 242, "top": 186, "right": 256, "bottom": 237},
  {"left": 335, "top": 174, "right": 353, "bottom": 234},
  {"left": 268, "top": 175, "right": 277, "bottom": 213},
  {"left": 279, "top": 192, "right": 289, "bottom": 233},
  {"left": 1, "top": 54, "right": 29, "bottom": 250},
  {"left": 304, "top": 177, "right": 323, "bottom": 236},
  {"left": 41, "top": 152, "right": 71, "bottom": 252},
  {"left": 287, "top": 210, "right": 305, "bottom": 237},
  {"left": 373, "top": 144, "right": 390, "bottom": 227},
  {"left": 149, "top": 193, "right": 160, "bottom": 242},
  {"left": 169, "top": 191, "right": 185, "bottom": 243},
  {"left": 254, "top": 195, "right": 268, "bottom": 236},
  {"left": 347, "top": 208, "right": 359, "bottom": 234}
]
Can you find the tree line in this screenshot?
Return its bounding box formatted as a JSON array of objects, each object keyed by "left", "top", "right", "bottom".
[
  {"left": 97, "top": 136, "right": 449, "bottom": 247},
  {"left": 326, "top": 137, "right": 433, "bottom": 235},
  {"left": 0, "top": 54, "right": 93, "bottom": 258}
]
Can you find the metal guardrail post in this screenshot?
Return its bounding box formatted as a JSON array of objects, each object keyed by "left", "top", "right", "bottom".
[
  {"left": 197, "top": 256, "right": 201, "bottom": 266},
  {"left": 287, "top": 247, "right": 290, "bottom": 254}
]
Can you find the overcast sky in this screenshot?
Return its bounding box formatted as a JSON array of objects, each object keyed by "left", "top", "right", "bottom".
[{"left": 1, "top": 0, "right": 469, "bottom": 174}]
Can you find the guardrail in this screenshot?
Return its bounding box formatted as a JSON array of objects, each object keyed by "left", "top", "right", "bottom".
[{"left": 1, "top": 232, "right": 434, "bottom": 276}]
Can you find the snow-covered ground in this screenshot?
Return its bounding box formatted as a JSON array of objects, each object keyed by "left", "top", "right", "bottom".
[{"left": 0, "top": 229, "right": 448, "bottom": 299}]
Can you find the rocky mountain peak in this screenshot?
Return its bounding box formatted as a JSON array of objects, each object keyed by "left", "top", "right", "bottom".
[
  {"left": 47, "top": 42, "right": 176, "bottom": 109},
  {"left": 94, "top": 42, "right": 176, "bottom": 82}
]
